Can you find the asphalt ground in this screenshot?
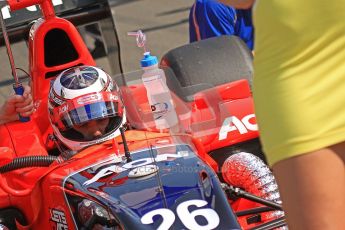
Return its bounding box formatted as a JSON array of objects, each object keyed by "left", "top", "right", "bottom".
[{"left": 0, "top": 0, "right": 194, "bottom": 104}]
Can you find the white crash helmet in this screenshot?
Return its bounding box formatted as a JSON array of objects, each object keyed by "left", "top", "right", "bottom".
[{"left": 48, "top": 65, "right": 126, "bottom": 152}]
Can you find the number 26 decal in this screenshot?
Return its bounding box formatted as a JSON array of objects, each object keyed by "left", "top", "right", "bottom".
[{"left": 141, "top": 199, "right": 220, "bottom": 230}]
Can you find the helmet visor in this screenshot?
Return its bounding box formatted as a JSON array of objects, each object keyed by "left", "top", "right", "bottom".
[{"left": 53, "top": 92, "right": 123, "bottom": 131}]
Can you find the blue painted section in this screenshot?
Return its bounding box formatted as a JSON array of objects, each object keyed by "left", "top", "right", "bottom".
[{"left": 64, "top": 144, "right": 241, "bottom": 229}]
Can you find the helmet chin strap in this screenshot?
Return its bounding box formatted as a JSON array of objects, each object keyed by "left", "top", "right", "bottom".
[{"left": 50, "top": 135, "right": 77, "bottom": 160}]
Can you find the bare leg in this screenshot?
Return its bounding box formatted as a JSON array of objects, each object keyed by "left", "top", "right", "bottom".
[{"left": 272, "top": 141, "right": 345, "bottom": 230}]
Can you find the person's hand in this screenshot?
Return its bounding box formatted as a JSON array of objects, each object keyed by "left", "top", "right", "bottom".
[{"left": 0, "top": 85, "right": 34, "bottom": 124}]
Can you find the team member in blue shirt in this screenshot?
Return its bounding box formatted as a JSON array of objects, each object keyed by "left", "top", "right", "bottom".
[{"left": 189, "top": 0, "right": 254, "bottom": 50}]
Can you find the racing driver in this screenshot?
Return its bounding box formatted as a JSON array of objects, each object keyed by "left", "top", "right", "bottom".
[{"left": 48, "top": 65, "right": 126, "bottom": 157}]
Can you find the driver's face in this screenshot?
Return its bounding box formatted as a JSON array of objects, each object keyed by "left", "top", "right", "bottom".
[{"left": 73, "top": 118, "right": 110, "bottom": 141}]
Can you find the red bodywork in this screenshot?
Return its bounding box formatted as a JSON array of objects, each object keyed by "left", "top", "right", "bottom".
[{"left": 0, "top": 0, "right": 263, "bottom": 229}]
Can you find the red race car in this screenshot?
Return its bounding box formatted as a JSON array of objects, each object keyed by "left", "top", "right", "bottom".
[{"left": 0, "top": 0, "right": 285, "bottom": 229}]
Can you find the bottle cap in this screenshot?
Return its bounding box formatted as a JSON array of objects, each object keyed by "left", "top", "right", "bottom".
[{"left": 141, "top": 52, "right": 158, "bottom": 67}]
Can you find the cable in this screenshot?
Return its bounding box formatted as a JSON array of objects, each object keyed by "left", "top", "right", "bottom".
[{"left": 0, "top": 156, "right": 58, "bottom": 173}]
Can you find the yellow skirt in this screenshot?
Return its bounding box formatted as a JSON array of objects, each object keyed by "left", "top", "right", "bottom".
[{"left": 253, "top": 0, "right": 345, "bottom": 166}]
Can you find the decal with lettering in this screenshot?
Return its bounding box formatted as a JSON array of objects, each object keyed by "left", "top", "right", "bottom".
[
  {"left": 83, "top": 152, "right": 188, "bottom": 186},
  {"left": 219, "top": 114, "right": 258, "bottom": 140},
  {"left": 50, "top": 208, "right": 68, "bottom": 230}
]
